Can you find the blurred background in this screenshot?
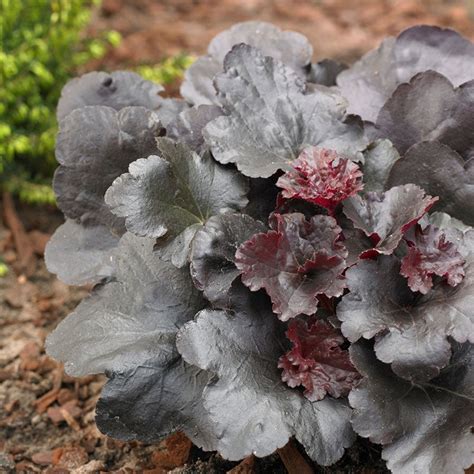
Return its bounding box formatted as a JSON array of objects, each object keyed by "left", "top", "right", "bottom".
[{"left": 1, "top": 1, "right": 474, "bottom": 473}]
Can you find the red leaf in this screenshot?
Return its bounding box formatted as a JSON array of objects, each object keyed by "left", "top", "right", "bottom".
[
  {"left": 276, "top": 147, "right": 363, "bottom": 215},
  {"left": 235, "top": 213, "right": 347, "bottom": 320},
  {"left": 279, "top": 318, "right": 360, "bottom": 401},
  {"left": 401, "top": 225, "right": 465, "bottom": 294}
]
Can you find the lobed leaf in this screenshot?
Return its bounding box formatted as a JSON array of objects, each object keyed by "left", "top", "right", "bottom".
[
  {"left": 349, "top": 341, "right": 474, "bottom": 474},
  {"left": 343, "top": 184, "right": 437, "bottom": 256},
  {"left": 181, "top": 21, "right": 313, "bottom": 105},
  {"left": 386, "top": 141, "right": 474, "bottom": 226},
  {"left": 374, "top": 72, "right": 474, "bottom": 159},
  {"left": 190, "top": 213, "right": 266, "bottom": 306},
  {"left": 236, "top": 213, "right": 347, "bottom": 320},
  {"left": 279, "top": 318, "right": 360, "bottom": 401},
  {"left": 167, "top": 105, "right": 223, "bottom": 153},
  {"left": 54, "top": 106, "right": 164, "bottom": 234},
  {"left": 176, "top": 292, "right": 355, "bottom": 465},
  {"left": 45, "top": 220, "right": 119, "bottom": 286},
  {"left": 338, "top": 245, "right": 474, "bottom": 382},
  {"left": 46, "top": 233, "right": 214, "bottom": 447},
  {"left": 361, "top": 139, "right": 400, "bottom": 193},
  {"left": 105, "top": 138, "right": 248, "bottom": 267},
  {"left": 337, "top": 26, "right": 474, "bottom": 122},
  {"left": 204, "top": 44, "right": 367, "bottom": 178},
  {"left": 57, "top": 71, "right": 164, "bottom": 121}
]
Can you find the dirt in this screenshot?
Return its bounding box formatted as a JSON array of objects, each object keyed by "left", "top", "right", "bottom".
[
  {"left": 2, "top": 1, "right": 474, "bottom": 472},
  {"left": 88, "top": 0, "right": 474, "bottom": 69}
]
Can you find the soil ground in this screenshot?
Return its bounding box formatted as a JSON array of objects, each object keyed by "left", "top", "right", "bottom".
[{"left": 2, "top": 1, "right": 474, "bottom": 472}]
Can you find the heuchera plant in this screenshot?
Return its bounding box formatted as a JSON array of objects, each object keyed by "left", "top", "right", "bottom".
[{"left": 45, "top": 22, "right": 474, "bottom": 473}]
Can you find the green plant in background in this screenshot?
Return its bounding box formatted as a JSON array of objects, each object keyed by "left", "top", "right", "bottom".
[
  {"left": 0, "top": 0, "right": 120, "bottom": 204},
  {"left": 136, "top": 55, "right": 195, "bottom": 85},
  {"left": 0, "top": 0, "right": 193, "bottom": 205},
  {"left": 0, "top": 260, "right": 8, "bottom": 277}
]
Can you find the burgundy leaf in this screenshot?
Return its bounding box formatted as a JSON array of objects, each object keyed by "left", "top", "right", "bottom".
[
  {"left": 401, "top": 224, "right": 465, "bottom": 294},
  {"left": 279, "top": 318, "right": 360, "bottom": 401},
  {"left": 235, "top": 213, "right": 347, "bottom": 320},
  {"left": 343, "top": 184, "right": 438, "bottom": 256},
  {"left": 277, "top": 147, "right": 363, "bottom": 215}
]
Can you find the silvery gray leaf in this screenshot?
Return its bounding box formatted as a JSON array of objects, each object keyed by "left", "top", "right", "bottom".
[
  {"left": 105, "top": 138, "right": 248, "bottom": 266},
  {"left": 338, "top": 26, "right": 474, "bottom": 122},
  {"left": 204, "top": 44, "right": 367, "bottom": 178},
  {"left": 350, "top": 341, "right": 474, "bottom": 474},
  {"left": 181, "top": 21, "right": 313, "bottom": 105},
  {"left": 338, "top": 246, "right": 474, "bottom": 382},
  {"left": 177, "top": 293, "right": 355, "bottom": 464},
  {"left": 386, "top": 141, "right": 474, "bottom": 226},
  {"left": 57, "top": 71, "right": 163, "bottom": 121},
  {"left": 54, "top": 106, "right": 163, "bottom": 234},
  {"left": 46, "top": 233, "right": 213, "bottom": 447},
  {"left": 45, "top": 220, "right": 119, "bottom": 286}
]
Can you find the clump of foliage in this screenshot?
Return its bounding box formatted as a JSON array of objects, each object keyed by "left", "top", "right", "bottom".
[
  {"left": 45, "top": 22, "right": 474, "bottom": 474},
  {"left": 0, "top": 0, "right": 122, "bottom": 203}
]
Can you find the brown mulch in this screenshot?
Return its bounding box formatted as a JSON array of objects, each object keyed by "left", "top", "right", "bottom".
[
  {"left": 88, "top": 0, "right": 474, "bottom": 69},
  {"left": 2, "top": 1, "right": 474, "bottom": 472}
]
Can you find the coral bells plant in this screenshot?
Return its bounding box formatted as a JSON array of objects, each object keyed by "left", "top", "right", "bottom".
[{"left": 45, "top": 21, "right": 474, "bottom": 473}]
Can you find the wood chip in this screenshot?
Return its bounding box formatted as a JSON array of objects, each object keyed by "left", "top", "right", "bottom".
[
  {"left": 2, "top": 191, "right": 36, "bottom": 276},
  {"left": 227, "top": 455, "right": 255, "bottom": 474},
  {"left": 35, "top": 388, "right": 60, "bottom": 413},
  {"left": 28, "top": 230, "right": 50, "bottom": 256},
  {"left": 59, "top": 406, "right": 81, "bottom": 431},
  {"left": 277, "top": 439, "right": 314, "bottom": 474},
  {"left": 151, "top": 432, "right": 192, "bottom": 471},
  {"left": 32, "top": 451, "right": 54, "bottom": 466}
]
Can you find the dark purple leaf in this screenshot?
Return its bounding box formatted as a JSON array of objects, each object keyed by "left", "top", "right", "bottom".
[
  {"left": 190, "top": 213, "right": 266, "bottom": 306},
  {"left": 204, "top": 45, "right": 367, "bottom": 178},
  {"left": 176, "top": 291, "right": 355, "bottom": 464},
  {"left": 235, "top": 213, "right": 347, "bottom": 320},
  {"left": 386, "top": 140, "right": 474, "bottom": 226},
  {"left": 337, "top": 242, "right": 474, "bottom": 382},
  {"left": 349, "top": 341, "right": 474, "bottom": 474},
  {"left": 279, "top": 318, "right": 360, "bottom": 401},
  {"left": 105, "top": 138, "right": 248, "bottom": 267},
  {"left": 276, "top": 147, "right": 363, "bottom": 214},
  {"left": 54, "top": 106, "right": 164, "bottom": 234},
  {"left": 57, "top": 71, "right": 163, "bottom": 121},
  {"left": 46, "top": 233, "right": 214, "bottom": 447},
  {"left": 374, "top": 72, "right": 474, "bottom": 159},
  {"left": 337, "top": 26, "right": 474, "bottom": 122},
  {"left": 343, "top": 184, "right": 437, "bottom": 256},
  {"left": 401, "top": 224, "right": 465, "bottom": 294},
  {"left": 45, "top": 220, "right": 119, "bottom": 286}
]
